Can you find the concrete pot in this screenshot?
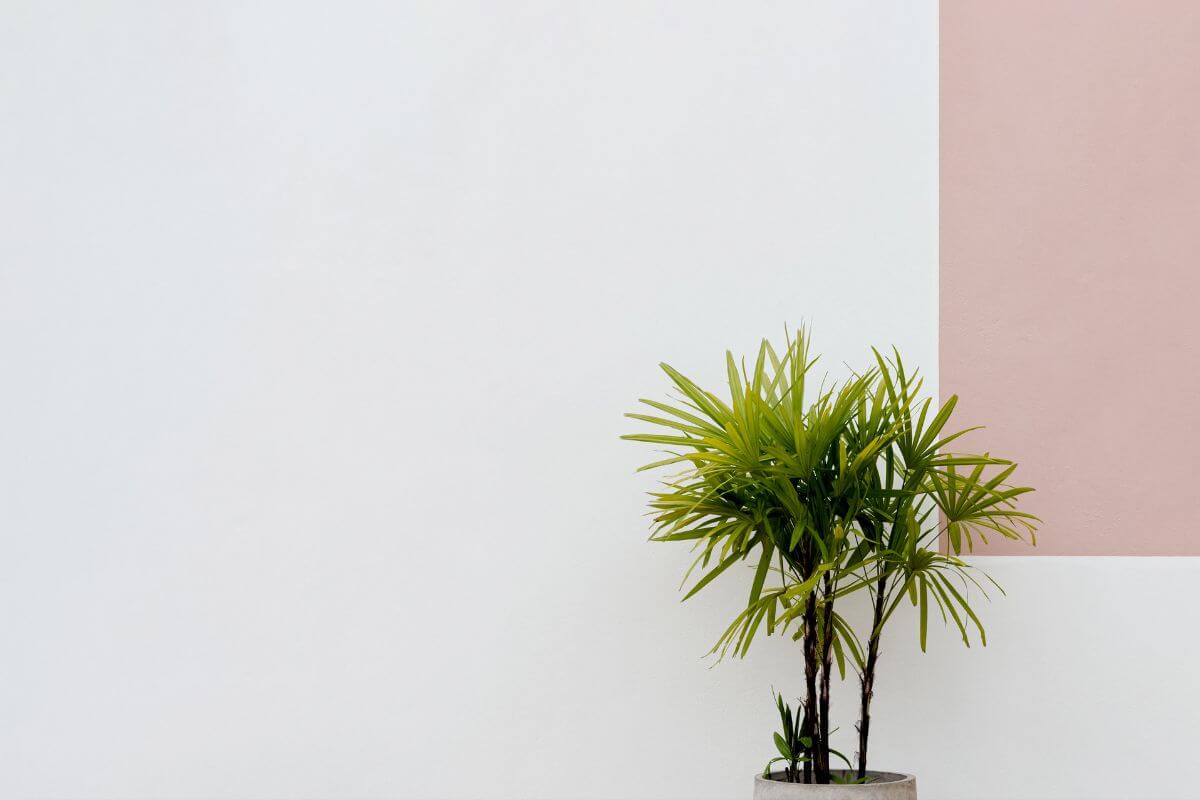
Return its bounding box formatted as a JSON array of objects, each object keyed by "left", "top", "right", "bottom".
[{"left": 753, "top": 772, "right": 917, "bottom": 800}]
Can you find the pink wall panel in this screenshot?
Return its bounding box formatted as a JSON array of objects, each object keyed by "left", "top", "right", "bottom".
[{"left": 941, "top": 1, "right": 1200, "bottom": 555}]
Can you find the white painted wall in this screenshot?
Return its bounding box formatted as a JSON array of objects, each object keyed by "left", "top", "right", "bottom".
[
  {"left": 0, "top": 2, "right": 943, "bottom": 798},
  {"left": 904, "top": 557, "right": 1200, "bottom": 800}
]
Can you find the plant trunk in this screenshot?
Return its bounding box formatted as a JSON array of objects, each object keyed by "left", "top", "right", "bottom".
[
  {"left": 857, "top": 572, "right": 889, "bottom": 779},
  {"left": 802, "top": 589, "right": 823, "bottom": 783},
  {"left": 816, "top": 573, "right": 835, "bottom": 782}
]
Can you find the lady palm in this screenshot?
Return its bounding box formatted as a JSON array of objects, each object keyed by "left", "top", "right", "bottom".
[{"left": 624, "top": 329, "right": 1037, "bottom": 784}]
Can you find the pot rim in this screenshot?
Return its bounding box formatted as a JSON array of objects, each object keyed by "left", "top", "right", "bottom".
[{"left": 756, "top": 771, "right": 915, "bottom": 787}]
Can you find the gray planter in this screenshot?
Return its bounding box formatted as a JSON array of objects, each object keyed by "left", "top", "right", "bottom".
[{"left": 753, "top": 772, "right": 917, "bottom": 800}]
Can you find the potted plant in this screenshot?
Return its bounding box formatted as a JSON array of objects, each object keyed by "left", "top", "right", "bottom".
[{"left": 624, "top": 329, "right": 1037, "bottom": 798}]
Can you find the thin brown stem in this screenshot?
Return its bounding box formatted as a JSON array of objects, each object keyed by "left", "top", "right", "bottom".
[
  {"left": 857, "top": 571, "right": 890, "bottom": 779},
  {"left": 802, "top": 588, "right": 821, "bottom": 783},
  {"left": 816, "top": 572, "right": 836, "bottom": 782}
]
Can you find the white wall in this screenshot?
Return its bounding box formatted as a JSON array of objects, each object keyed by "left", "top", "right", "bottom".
[
  {"left": 904, "top": 557, "right": 1200, "bottom": 800},
  {"left": 0, "top": 3, "right": 941, "bottom": 799}
]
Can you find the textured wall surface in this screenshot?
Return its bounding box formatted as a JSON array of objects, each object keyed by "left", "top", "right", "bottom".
[
  {"left": 941, "top": 3, "right": 1200, "bottom": 798},
  {"left": 941, "top": 0, "right": 1200, "bottom": 555}
]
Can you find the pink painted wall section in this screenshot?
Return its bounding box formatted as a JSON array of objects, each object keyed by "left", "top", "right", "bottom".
[{"left": 941, "top": 1, "right": 1200, "bottom": 555}]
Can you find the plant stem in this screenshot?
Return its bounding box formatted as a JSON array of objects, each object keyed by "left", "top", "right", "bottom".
[
  {"left": 802, "top": 588, "right": 821, "bottom": 783},
  {"left": 857, "top": 571, "right": 889, "bottom": 779},
  {"left": 816, "top": 573, "right": 835, "bottom": 782}
]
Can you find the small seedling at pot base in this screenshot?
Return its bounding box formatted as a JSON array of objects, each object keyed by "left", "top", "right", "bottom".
[{"left": 624, "top": 327, "right": 1038, "bottom": 786}]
